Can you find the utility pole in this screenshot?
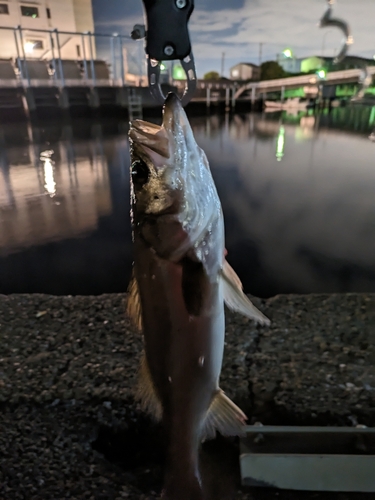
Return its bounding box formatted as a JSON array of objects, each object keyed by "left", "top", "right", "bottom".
[
  {"left": 258, "top": 42, "right": 263, "bottom": 66},
  {"left": 221, "top": 51, "right": 225, "bottom": 77},
  {"left": 123, "top": 46, "right": 128, "bottom": 84}
]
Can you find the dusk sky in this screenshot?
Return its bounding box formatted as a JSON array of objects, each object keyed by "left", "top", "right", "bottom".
[{"left": 92, "top": 0, "right": 375, "bottom": 77}]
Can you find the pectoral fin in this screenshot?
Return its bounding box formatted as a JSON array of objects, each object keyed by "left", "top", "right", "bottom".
[
  {"left": 201, "top": 389, "right": 247, "bottom": 441},
  {"left": 127, "top": 270, "right": 143, "bottom": 331},
  {"left": 136, "top": 353, "right": 163, "bottom": 421},
  {"left": 221, "top": 260, "right": 270, "bottom": 326}
]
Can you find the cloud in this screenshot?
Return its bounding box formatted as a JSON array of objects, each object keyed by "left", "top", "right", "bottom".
[{"left": 93, "top": 0, "right": 375, "bottom": 77}]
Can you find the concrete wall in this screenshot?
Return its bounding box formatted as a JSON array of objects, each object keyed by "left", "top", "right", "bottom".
[{"left": 72, "top": 0, "right": 94, "bottom": 33}]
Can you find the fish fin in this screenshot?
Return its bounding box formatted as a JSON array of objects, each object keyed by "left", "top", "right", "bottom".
[
  {"left": 127, "top": 270, "right": 143, "bottom": 331},
  {"left": 136, "top": 353, "right": 163, "bottom": 421},
  {"left": 201, "top": 389, "right": 247, "bottom": 442},
  {"left": 220, "top": 260, "right": 270, "bottom": 326}
]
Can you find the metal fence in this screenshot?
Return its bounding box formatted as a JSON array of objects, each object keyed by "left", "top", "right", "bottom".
[{"left": 0, "top": 26, "right": 143, "bottom": 88}]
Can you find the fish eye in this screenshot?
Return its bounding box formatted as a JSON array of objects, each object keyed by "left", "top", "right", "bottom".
[{"left": 131, "top": 159, "right": 149, "bottom": 187}]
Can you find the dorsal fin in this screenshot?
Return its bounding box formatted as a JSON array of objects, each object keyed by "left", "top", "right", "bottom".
[
  {"left": 221, "top": 260, "right": 270, "bottom": 326},
  {"left": 127, "top": 270, "right": 143, "bottom": 331}
]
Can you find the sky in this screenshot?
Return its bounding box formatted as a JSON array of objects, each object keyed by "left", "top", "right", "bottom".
[{"left": 92, "top": 0, "right": 375, "bottom": 78}]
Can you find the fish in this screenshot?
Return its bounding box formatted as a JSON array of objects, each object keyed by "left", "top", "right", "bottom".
[{"left": 127, "top": 92, "right": 270, "bottom": 500}]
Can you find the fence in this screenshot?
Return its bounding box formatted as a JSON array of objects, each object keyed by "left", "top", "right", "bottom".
[{"left": 0, "top": 26, "right": 145, "bottom": 88}]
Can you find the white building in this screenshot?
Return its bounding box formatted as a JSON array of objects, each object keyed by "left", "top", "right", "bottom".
[
  {"left": 0, "top": 0, "right": 95, "bottom": 60},
  {"left": 230, "top": 63, "right": 260, "bottom": 81}
]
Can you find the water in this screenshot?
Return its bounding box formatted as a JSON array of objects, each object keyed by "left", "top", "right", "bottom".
[{"left": 0, "top": 106, "right": 375, "bottom": 297}]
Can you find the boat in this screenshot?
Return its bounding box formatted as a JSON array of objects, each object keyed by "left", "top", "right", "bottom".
[{"left": 264, "top": 97, "right": 312, "bottom": 111}]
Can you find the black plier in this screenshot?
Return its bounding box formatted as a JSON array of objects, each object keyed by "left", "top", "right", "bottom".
[{"left": 132, "top": 0, "right": 197, "bottom": 106}]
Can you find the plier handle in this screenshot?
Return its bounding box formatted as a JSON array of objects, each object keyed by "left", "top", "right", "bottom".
[{"left": 132, "top": 0, "right": 197, "bottom": 107}]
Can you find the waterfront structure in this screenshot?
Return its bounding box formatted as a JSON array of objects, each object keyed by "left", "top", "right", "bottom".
[
  {"left": 278, "top": 52, "right": 375, "bottom": 75},
  {"left": 0, "top": 0, "right": 94, "bottom": 60},
  {"left": 230, "top": 63, "right": 260, "bottom": 81}
]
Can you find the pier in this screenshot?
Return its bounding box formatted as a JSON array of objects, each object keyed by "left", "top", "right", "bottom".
[{"left": 0, "top": 26, "right": 373, "bottom": 121}]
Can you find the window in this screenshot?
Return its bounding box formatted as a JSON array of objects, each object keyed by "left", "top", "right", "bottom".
[
  {"left": 21, "top": 5, "right": 39, "bottom": 18},
  {"left": 76, "top": 45, "right": 81, "bottom": 58},
  {"left": 25, "top": 39, "right": 44, "bottom": 52},
  {"left": 0, "top": 4, "right": 9, "bottom": 14},
  {"left": 46, "top": 7, "right": 51, "bottom": 18}
]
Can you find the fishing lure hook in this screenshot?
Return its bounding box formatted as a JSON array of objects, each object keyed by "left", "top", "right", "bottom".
[{"left": 319, "top": 0, "right": 353, "bottom": 64}]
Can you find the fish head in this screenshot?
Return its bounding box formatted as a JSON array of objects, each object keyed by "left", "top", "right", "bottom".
[{"left": 129, "top": 93, "right": 223, "bottom": 264}]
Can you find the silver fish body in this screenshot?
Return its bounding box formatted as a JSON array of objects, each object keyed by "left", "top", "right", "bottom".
[{"left": 128, "top": 93, "right": 269, "bottom": 499}]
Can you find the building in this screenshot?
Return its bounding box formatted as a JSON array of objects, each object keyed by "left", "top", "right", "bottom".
[
  {"left": 229, "top": 63, "right": 260, "bottom": 81},
  {"left": 0, "top": 0, "right": 95, "bottom": 61},
  {"left": 301, "top": 55, "right": 375, "bottom": 73},
  {"left": 278, "top": 53, "right": 375, "bottom": 75},
  {"left": 277, "top": 54, "right": 301, "bottom": 74}
]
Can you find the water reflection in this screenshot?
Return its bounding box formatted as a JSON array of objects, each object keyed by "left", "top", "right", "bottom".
[
  {"left": 192, "top": 107, "right": 375, "bottom": 296},
  {"left": 0, "top": 126, "right": 112, "bottom": 256},
  {"left": 0, "top": 106, "right": 374, "bottom": 296},
  {"left": 40, "top": 150, "right": 56, "bottom": 197}
]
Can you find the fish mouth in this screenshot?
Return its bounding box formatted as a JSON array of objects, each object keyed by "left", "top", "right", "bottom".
[
  {"left": 129, "top": 91, "right": 196, "bottom": 174},
  {"left": 129, "top": 118, "right": 169, "bottom": 162},
  {"left": 129, "top": 93, "right": 185, "bottom": 161},
  {"left": 162, "top": 92, "right": 183, "bottom": 126}
]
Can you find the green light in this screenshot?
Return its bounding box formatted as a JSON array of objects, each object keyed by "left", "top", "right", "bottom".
[
  {"left": 32, "top": 14, "right": 37, "bottom": 18},
  {"left": 173, "top": 65, "right": 185, "bottom": 80},
  {"left": 160, "top": 63, "right": 166, "bottom": 70},
  {"left": 317, "top": 69, "right": 326, "bottom": 79},
  {"left": 276, "top": 126, "right": 285, "bottom": 161},
  {"left": 283, "top": 49, "right": 292, "bottom": 58}
]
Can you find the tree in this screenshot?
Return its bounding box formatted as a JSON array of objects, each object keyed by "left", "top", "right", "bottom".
[
  {"left": 260, "top": 61, "right": 287, "bottom": 80},
  {"left": 203, "top": 71, "right": 220, "bottom": 80}
]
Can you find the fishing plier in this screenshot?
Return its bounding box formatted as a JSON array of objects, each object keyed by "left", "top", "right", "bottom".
[{"left": 131, "top": 0, "right": 197, "bottom": 106}]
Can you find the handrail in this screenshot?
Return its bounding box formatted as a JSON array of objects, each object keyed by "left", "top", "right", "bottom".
[
  {"left": 234, "top": 66, "right": 375, "bottom": 98},
  {"left": 0, "top": 25, "right": 131, "bottom": 87},
  {"left": 0, "top": 25, "right": 131, "bottom": 39}
]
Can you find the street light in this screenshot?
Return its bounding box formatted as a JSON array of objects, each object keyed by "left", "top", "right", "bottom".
[{"left": 283, "top": 49, "right": 293, "bottom": 58}]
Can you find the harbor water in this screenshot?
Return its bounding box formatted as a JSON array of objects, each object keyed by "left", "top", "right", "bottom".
[{"left": 0, "top": 105, "right": 374, "bottom": 297}]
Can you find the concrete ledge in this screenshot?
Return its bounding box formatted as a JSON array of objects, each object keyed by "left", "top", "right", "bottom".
[{"left": 1, "top": 293, "right": 374, "bottom": 499}]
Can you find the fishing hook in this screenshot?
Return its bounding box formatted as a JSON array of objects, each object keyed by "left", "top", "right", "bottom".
[{"left": 319, "top": 0, "right": 353, "bottom": 64}]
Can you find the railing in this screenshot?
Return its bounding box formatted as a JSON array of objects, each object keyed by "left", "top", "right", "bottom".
[
  {"left": 0, "top": 26, "right": 134, "bottom": 88},
  {"left": 235, "top": 66, "right": 375, "bottom": 98}
]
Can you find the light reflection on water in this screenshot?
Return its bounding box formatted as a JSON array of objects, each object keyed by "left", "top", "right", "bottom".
[{"left": 0, "top": 107, "right": 375, "bottom": 297}]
